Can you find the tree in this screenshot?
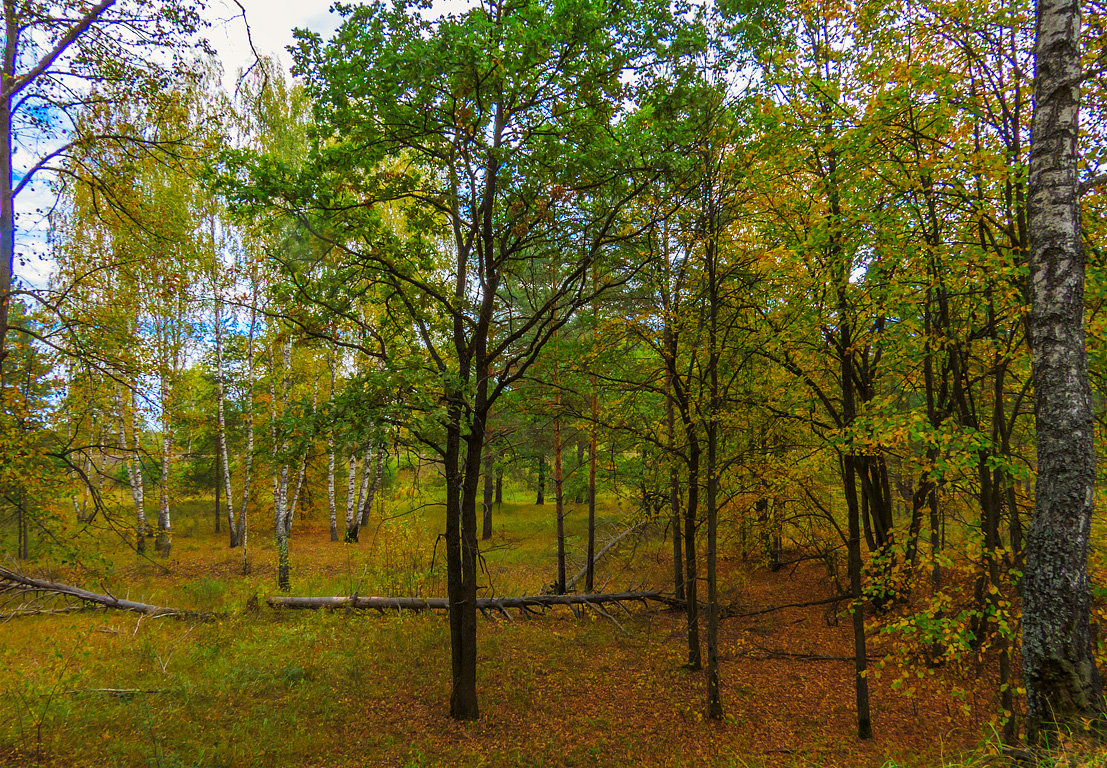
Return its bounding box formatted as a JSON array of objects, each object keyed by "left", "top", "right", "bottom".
[
  {"left": 223, "top": 0, "right": 682, "bottom": 720},
  {"left": 1021, "top": 0, "right": 1104, "bottom": 740},
  {"left": 0, "top": 0, "right": 204, "bottom": 377}
]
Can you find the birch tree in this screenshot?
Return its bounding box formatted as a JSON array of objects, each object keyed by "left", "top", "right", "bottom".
[
  {"left": 1022, "top": 0, "right": 1104, "bottom": 740},
  {"left": 0, "top": 0, "right": 203, "bottom": 376}
]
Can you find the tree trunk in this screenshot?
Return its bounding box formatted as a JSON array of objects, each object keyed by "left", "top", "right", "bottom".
[
  {"left": 156, "top": 375, "right": 172, "bottom": 558},
  {"left": 275, "top": 460, "right": 291, "bottom": 591},
  {"left": 666, "top": 364, "right": 684, "bottom": 601},
  {"left": 586, "top": 386, "right": 598, "bottom": 592},
  {"left": 239, "top": 278, "right": 258, "bottom": 576},
  {"left": 705, "top": 219, "right": 722, "bottom": 720},
  {"left": 482, "top": 444, "right": 494, "bottom": 540},
  {"left": 359, "top": 444, "right": 384, "bottom": 528},
  {"left": 118, "top": 388, "right": 147, "bottom": 554},
  {"left": 535, "top": 453, "right": 545, "bottom": 505},
  {"left": 288, "top": 453, "right": 307, "bottom": 527},
  {"left": 16, "top": 493, "right": 27, "bottom": 560},
  {"left": 1023, "top": 0, "right": 1104, "bottom": 740},
  {"left": 328, "top": 432, "right": 338, "bottom": 541},
  {"left": 272, "top": 337, "right": 292, "bottom": 591},
  {"left": 215, "top": 451, "right": 221, "bottom": 534},
  {"left": 445, "top": 409, "right": 479, "bottom": 720},
  {"left": 328, "top": 362, "right": 338, "bottom": 541},
  {"left": 0, "top": 10, "right": 14, "bottom": 378},
  {"left": 345, "top": 449, "right": 359, "bottom": 542},
  {"left": 554, "top": 411, "right": 566, "bottom": 594},
  {"left": 214, "top": 284, "right": 238, "bottom": 547}
]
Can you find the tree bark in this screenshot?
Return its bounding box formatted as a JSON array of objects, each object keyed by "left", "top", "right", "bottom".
[
  {"left": 267, "top": 590, "right": 677, "bottom": 612},
  {"left": 345, "top": 449, "right": 359, "bottom": 542},
  {"left": 482, "top": 442, "right": 494, "bottom": 540},
  {"left": 272, "top": 337, "right": 293, "bottom": 591},
  {"left": 666, "top": 361, "right": 684, "bottom": 602},
  {"left": 328, "top": 432, "right": 338, "bottom": 541},
  {"left": 0, "top": 2, "right": 15, "bottom": 379},
  {"left": 239, "top": 276, "right": 258, "bottom": 576},
  {"left": 117, "top": 388, "right": 146, "bottom": 554},
  {"left": 554, "top": 411, "right": 566, "bottom": 594},
  {"left": 156, "top": 379, "right": 172, "bottom": 558},
  {"left": 535, "top": 453, "right": 545, "bottom": 505},
  {"left": 587, "top": 379, "right": 598, "bottom": 592},
  {"left": 1022, "top": 0, "right": 1104, "bottom": 740},
  {"left": 359, "top": 444, "right": 384, "bottom": 528},
  {"left": 213, "top": 277, "right": 238, "bottom": 547},
  {"left": 0, "top": 566, "right": 205, "bottom": 618}
]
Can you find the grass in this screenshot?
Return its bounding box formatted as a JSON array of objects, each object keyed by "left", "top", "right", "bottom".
[{"left": 0, "top": 477, "right": 1027, "bottom": 767}]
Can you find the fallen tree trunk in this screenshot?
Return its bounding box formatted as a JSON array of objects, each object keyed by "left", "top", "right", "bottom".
[
  {"left": 564, "top": 519, "right": 654, "bottom": 591},
  {"left": 0, "top": 566, "right": 206, "bottom": 618},
  {"left": 266, "top": 590, "right": 680, "bottom": 616}
]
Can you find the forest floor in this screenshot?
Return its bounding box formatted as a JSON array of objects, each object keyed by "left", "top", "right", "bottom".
[{"left": 0, "top": 488, "right": 1074, "bottom": 767}]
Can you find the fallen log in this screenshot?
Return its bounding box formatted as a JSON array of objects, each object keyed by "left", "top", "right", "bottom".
[
  {"left": 564, "top": 518, "right": 654, "bottom": 591},
  {"left": 266, "top": 590, "right": 681, "bottom": 614},
  {"left": 0, "top": 605, "right": 98, "bottom": 619},
  {"left": 0, "top": 566, "right": 206, "bottom": 618}
]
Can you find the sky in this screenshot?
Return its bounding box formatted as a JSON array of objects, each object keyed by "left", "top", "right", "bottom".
[
  {"left": 203, "top": 0, "right": 346, "bottom": 88},
  {"left": 204, "top": 0, "right": 477, "bottom": 88}
]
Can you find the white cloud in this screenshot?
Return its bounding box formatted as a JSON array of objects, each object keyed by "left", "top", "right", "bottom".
[
  {"left": 205, "top": 0, "right": 480, "bottom": 90},
  {"left": 203, "top": 0, "right": 344, "bottom": 90}
]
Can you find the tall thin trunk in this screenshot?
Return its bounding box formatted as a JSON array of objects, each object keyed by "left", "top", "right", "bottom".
[
  {"left": 359, "top": 444, "right": 384, "bottom": 528},
  {"left": 669, "top": 400, "right": 685, "bottom": 601},
  {"left": 345, "top": 449, "right": 359, "bottom": 542},
  {"left": 587, "top": 376, "right": 598, "bottom": 592},
  {"left": 117, "top": 388, "right": 146, "bottom": 553},
  {"left": 156, "top": 372, "right": 172, "bottom": 558},
  {"left": 214, "top": 277, "right": 238, "bottom": 547},
  {"left": 288, "top": 454, "right": 307, "bottom": 527},
  {"left": 816, "top": 45, "right": 871, "bottom": 728},
  {"left": 684, "top": 432, "right": 701, "bottom": 670},
  {"left": 328, "top": 359, "right": 338, "bottom": 541},
  {"left": 704, "top": 202, "right": 722, "bottom": 720},
  {"left": 1023, "top": 0, "right": 1103, "bottom": 739},
  {"left": 286, "top": 385, "right": 316, "bottom": 530},
  {"left": 554, "top": 410, "right": 566, "bottom": 594},
  {"left": 328, "top": 432, "right": 338, "bottom": 541},
  {"left": 535, "top": 453, "right": 545, "bottom": 505},
  {"left": 840, "top": 303, "right": 872, "bottom": 740},
  {"left": 16, "top": 493, "right": 26, "bottom": 560},
  {"left": 273, "top": 337, "right": 293, "bottom": 591},
  {"left": 0, "top": 4, "right": 15, "bottom": 377},
  {"left": 239, "top": 277, "right": 257, "bottom": 575},
  {"left": 215, "top": 451, "right": 221, "bottom": 534},
  {"left": 482, "top": 364, "right": 495, "bottom": 540},
  {"left": 482, "top": 443, "right": 494, "bottom": 540}
]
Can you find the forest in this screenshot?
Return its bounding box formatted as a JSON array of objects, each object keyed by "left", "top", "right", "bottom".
[{"left": 1, "top": 0, "right": 1106, "bottom": 765}]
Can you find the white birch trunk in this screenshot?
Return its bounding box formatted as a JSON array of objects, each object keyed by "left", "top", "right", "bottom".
[
  {"left": 328, "top": 362, "right": 337, "bottom": 541},
  {"left": 240, "top": 275, "right": 258, "bottom": 574},
  {"left": 1022, "top": 0, "right": 1104, "bottom": 739},
  {"left": 156, "top": 372, "right": 172, "bottom": 557},
  {"left": 328, "top": 433, "right": 337, "bottom": 541},
  {"left": 273, "top": 336, "right": 293, "bottom": 590},
  {"left": 286, "top": 383, "right": 317, "bottom": 530},
  {"left": 116, "top": 388, "right": 146, "bottom": 553},
  {"left": 213, "top": 280, "right": 238, "bottom": 546},
  {"left": 355, "top": 443, "right": 373, "bottom": 522},
  {"left": 345, "top": 450, "right": 359, "bottom": 540},
  {"left": 359, "top": 445, "right": 384, "bottom": 528}
]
